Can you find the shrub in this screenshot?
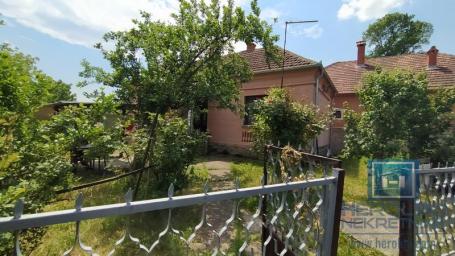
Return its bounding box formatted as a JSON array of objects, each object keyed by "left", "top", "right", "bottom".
[
  {"left": 0, "top": 113, "right": 73, "bottom": 255},
  {"left": 251, "top": 88, "right": 327, "bottom": 153},
  {"left": 134, "top": 114, "right": 208, "bottom": 195},
  {"left": 342, "top": 69, "right": 455, "bottom": 160}
]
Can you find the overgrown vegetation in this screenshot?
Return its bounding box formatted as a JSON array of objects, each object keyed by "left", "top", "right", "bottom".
[
  {"left": 1, "top": 0, "right": 281, "bottom": 252},
  {"left": 0, "top": 44, "right": 76, "bottom": 254},
  {"left": 251, "top": 88, "right": 327, "bottom": 154},
  {"left": 343, "top": 69, "right": 455, "bottom": 160},
  {"left": 133, "top": 113, "right": 208, "bottom": 194},
  {"left": 77, "top": 0, "right": 281, "bottom": 199}
]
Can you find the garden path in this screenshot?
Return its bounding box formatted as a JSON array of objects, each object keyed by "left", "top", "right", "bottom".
[{"left": 191, "top": 154, "right": 262, "bottom": 254}]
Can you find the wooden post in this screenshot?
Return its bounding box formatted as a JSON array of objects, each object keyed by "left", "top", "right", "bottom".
[
  {"left": 330, "top": 168, "right": 345, "bottom": 256},
  {"left": 399, "top": 198, "right": 415, "bottom": 256}
]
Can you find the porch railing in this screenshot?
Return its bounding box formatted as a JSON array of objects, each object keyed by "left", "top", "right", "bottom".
[{"left": 241, "top": 128, "right": 253, "bottom": 143}]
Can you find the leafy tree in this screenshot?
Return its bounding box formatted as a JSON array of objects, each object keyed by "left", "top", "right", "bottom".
[
  {"left": 80, "top": 0, "right": 279, "bottom": 195},
  {"left": 0, "top": 112, "right": 74, "bottom": 255},
  {"left": 80, "top": 0, "right": 278, "bottom": 122},
  {"left": 36, "top": 74, "right": 75, "bottom": 103},
  {"left": 0, "top": 44, "right": 75, "bottom": 115},
  {"left": 342, "top": 69, "right": 455, "bottom": 159},
  {"left": 363, "top": 12, "right": 433, "bottom": 57},
  {"left": 0, "top": 25, "right": 78, "bottom": 254},
  {"left": 251, "top": 88, "right": 327, "bottom": 154}
]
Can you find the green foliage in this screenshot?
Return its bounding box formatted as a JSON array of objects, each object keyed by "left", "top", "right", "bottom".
[
  {"left": 429, "top": 129, "right": 455, "bottom": 163},
  {"left": 186, "top": 164, "right": 209, "bottom": 184},
  {"left": 343, "top": 69, "right": 455, "bottom": 159},
  {"left": 0, "top": 113, "right": 74, "bottom": 254},
  {"left": 0, "top": 44, "right": 75, "bottom": 115},
  {"left": 43, "top": 93, "right": 124, "bottom": 163},
  {"left": 80, "top": 0, "right": 279, "bottom": 121},
  {"left": 363, "top": 12, "right": 433, "bottom": 57},
  {"left": 134, "top": 114, "right": 208, "bottom": 193},
  {"left": 152, "top": 115, "right": 206, "bottom": 190},
  {"left": 230, "top": 161, "right": 263, "bottom": 187},
  {"left": 251, "top": 88, "right": 327, "bottom": 153},
  {"left": 0, "top": 90, "right": 120, "bottom": 254},
  {"left": 79, "top": 0, "right": 279, "bottom": 194},
  {"left": 0, "top": 42, "right": 76, "bottom": 254},
  {"left": 341, "top": 107, "right": 363, "bottom": 159}
]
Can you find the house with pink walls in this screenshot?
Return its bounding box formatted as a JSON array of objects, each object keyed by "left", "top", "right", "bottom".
[
  {"left": 207, "top": 43, "right": 338, "bottom": 156},
  {"left": 326, "top": 41, "right": 455, "bottom": 154}
]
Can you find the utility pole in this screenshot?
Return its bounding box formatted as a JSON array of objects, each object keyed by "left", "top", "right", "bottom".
[{"left": 280, "top": 20, "right": 318, "bottom": 88}]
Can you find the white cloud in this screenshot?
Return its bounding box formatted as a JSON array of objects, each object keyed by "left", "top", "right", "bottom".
[
  {"left": 337, "top": 0, "right": 408, "bottom": 21},
  {"left": 260, "top": 8, "right": 281, "bottom": 22},
  {"left": 0, "top": 0, "right": 247, "bottom": 48},
  {"left": 233, "top": 41, "right": 247, "bottom": 52},
  {"left": 288, "top": 24, "right": 323, "bottom": 39}
]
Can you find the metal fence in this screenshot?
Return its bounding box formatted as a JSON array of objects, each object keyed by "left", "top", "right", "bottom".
[
  {"left": 414, "top": 163, "right": 455, "bottom": 256},
  {"left": 0, "top": 146, "right": 344, "bottom": 255}
]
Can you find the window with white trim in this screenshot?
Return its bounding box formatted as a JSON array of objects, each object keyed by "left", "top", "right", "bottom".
[{"left": 333, "top": 108, "right": 343, "bottom": 120}]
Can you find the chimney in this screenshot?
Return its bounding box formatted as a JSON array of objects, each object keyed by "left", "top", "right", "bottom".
[
  {"left": 427, "top": 46, "right": 438, "bottom": 67},
  {"left": 246, "top": 42, "right": 256, "bottom": 52},
  {"left": 356, "top": 41, "right": 366, "bottom": 66}
]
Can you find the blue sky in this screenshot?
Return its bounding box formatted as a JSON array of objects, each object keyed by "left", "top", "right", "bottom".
[{"left": 1, "top": 0, "right": 454, "bottom": 100}]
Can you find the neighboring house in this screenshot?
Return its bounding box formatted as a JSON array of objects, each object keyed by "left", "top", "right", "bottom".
[
  {"left": 35, "top": 101, "right": 94, "bottom": 120},
  {"left": 326, "top": 41, "right": 455, "bottom": 154},
  {"left": 207, "top": 43, "right": 337, "bottom": 156}
]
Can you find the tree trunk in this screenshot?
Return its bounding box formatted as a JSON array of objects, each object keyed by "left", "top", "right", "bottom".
[{"left": 133, "top": 112, "right": 160, "bottom": 200}]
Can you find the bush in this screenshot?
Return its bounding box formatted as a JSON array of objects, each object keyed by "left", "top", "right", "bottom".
[
  {"left": 134, "top": 114, "right": 208, "bottom": 195},
  {"left": 342, "top": 69, "right": 455, "bottom": 159},
  {"left": 251, "top": 88, "right": 327, "bottom": 153},
  {"left": 42, "top": 94, "right": 124, "bottom": 167},
  {"left": 0, "top": 114, "right": 74, "bottom": 255}
]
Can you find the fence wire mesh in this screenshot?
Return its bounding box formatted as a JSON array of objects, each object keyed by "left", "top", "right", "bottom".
[
  {"left": 1, "top": 146, "right": 343, "bottom": 256},
  {"left": 415, "top": 163, "right": 455, "bottom": 256}
]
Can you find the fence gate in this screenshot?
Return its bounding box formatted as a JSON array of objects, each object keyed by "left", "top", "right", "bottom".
[{"left": 0, "top": 146, "right": 344, "bottom": 256}]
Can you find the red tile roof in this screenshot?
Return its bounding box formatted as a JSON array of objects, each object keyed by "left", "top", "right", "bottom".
[
  {"left": 239, "top": 47, "right": 318, "bottom": 73},
  {"left": 326, "top": 53, "right": 455, "bottom": 94}
]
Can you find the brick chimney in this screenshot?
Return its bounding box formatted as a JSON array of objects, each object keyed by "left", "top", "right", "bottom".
[
  {"left": 427, "top": 46, "right": 439, "bottom": 67},
  {"left": 246, "top": 42, "right": 256, "bottom": 52},
  {"left": 356, "top": 41, "right": 366, "bottom": 66}
]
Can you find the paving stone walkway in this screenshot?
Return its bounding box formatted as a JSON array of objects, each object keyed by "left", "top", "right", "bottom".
[{"left": 191, "top": 155, "right": 262, "bottom": 254}]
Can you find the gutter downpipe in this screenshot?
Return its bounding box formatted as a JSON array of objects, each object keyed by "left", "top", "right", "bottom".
[
  {"left": 328, "top": 94, "right": 334, "bottom": 157},
  {"left": 313, "top": 64, "right": 324, "bottom": 154}
]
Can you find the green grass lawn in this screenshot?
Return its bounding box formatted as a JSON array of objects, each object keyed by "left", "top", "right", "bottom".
[
  {"left": 28, "top": 164, "right": 254, "bottom": 256},
  {"left": 342, "top": 157, "right": 399, "bottom": 216},
  {"left": 28, "top": 157, "right": 386, "bottom": 255}
]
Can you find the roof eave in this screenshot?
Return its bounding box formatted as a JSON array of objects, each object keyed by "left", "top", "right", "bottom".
[{"left": 252, "top": 62, "right": 322, "bottom": 75}]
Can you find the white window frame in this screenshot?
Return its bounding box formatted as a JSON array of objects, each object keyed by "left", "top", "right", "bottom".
[{"left": 333, "top": 108, "right": 344, "bottom": 120}]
